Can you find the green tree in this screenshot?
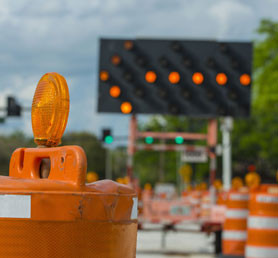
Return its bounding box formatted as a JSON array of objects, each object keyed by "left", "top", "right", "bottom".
[
  {"left": 232, "top": 19, "right": 278, "bottom": 179},
  {"left": 0, "top": 131, "right": 35, "bottom": 175},
  {"left": 0, "top": 131, "right": 106, "bottom": 178}
]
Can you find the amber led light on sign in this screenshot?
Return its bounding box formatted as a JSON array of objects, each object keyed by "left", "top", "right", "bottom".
[
  {"left": 121, "top": 102, "right": 132, "bottom": 114},
  {"left": 240, "top": 74, "right": 251, "bottom": 86},
  {"left": 145, "top": 71, "right": 157, "bottom": 83},
  {"left": 124, "top": 40, "right": 134, "bottom": 50},
  {"left": 111, "top": 55, "right": 121, "bottom": 66},
  {"left": 31, "top": 72, "right": 70, "bottom": 147},
  {"left": 100, "top": 70, "right": 109, "bottom": 81},
  {"left": 168, "top": 71, "right": 180, "bottom": 84},
  {"left": 192, "top": 72, "right": 204, "bottom": 85},
  {"left": 216, "top": 73, "right": 228, "bottom": 85},
  {"left": 110, "top": 86, "right": 121, "bottom": 98}
]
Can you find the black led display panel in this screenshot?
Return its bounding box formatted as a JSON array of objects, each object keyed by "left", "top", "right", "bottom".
[{"left": 98, "top": 39, "right": 252, "bottom": 117}]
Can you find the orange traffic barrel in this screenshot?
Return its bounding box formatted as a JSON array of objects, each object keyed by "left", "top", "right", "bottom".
[
  {"left": 217, "top": 191, "right": 228, "bottom": 205},
  {"left": 1, "top": 146, "right": 138, "bottom": 258},
  {"left": 0, "top": 72, "right": 138, "bottom": 257},
  {"left": 246, "top": 185, "right": 278, "bottom": 258},
  {"left": 222, "top": 190, "right": 249, "bottom": 256}
]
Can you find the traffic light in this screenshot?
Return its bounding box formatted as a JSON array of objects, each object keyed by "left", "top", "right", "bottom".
[
  {"left": 145, "top": 136, "right": 154, "bottom": 144},
  {"left": 102, "top": 129, "right": 113, "bottom": 144},
  {"left": 98, "top": 39, "right": 253, "bottom": 117},
  {"left": 175, "top": 136, "right": 184, "bottom": 144},
  {"left": 7, "top": 96, "right": 21, "bottom": 117}
]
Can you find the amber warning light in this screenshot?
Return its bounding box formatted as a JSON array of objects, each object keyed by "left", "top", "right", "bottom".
[
  {"left": 240, "top": 74, "right": 251, "bottom": 86},
  {"left": 145, "top": 71, "right": 157, "bottom": 83},
  {"left": 111, "top": 55, "right": 121, "bottom": 66},
  {"left": 121, "top": 102, "right": 132, "bottom": 114},
  {"left": 168, "top": 71, "right": 180, "bottom": 84},
  {"left": 124, "top": 40, "right": 134, "bottom": 50},
  {"left": 31, "top": 72, "right": 70, "bottom": 147},
  {"left": 100, "top": 70, "right": 109, "bottom": 81},
  {"left": 110, "top": 86, "right": 121, "bottom": 98},
  {"left": 192, "top": 72, "right": 204, "bottom": 85},
  {"left": 216, "top": 73, "right": 228, "bottom": 85}
]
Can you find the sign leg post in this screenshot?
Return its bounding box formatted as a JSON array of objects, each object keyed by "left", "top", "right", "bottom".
[
  {"left": 207, "top": 119, "right": 218, "bottom": 185},
  {"left": 221, "top": 117, "right": 233, "bottom": 190},
  {"left": 127, "top": 115, "right": 137, "bottom": 183}
]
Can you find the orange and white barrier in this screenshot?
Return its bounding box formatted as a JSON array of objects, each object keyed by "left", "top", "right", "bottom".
[
  {"left": 188, "top": 190, "right": 202, "bottom": 216},
  {"left": 141, "top": 193, "right": 198, "bottom": 224},
  {"left": 246, "top": 186, "right": 278, "bottom": 258},
  {"left": 200, "top": 191, "right": 211, "bottom": 220},
  {"left": 2, "top": 73, "right": 139, "bottom": 258},
  {"left": 209, "top": 205, "right": 226, "bottom": 223},
  {"left": 217, "top": 191, "right": 228, "bottom": 205},
  {"left": 3, "top": 146, "right": 138, "bottom": 258},
  {"left": 222, "top": 191, "right": 249, "bottom": 256}
]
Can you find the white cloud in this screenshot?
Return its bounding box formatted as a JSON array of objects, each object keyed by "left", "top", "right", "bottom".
[{"left": 209, "top": 0, "right": 256, "bottom": 39}]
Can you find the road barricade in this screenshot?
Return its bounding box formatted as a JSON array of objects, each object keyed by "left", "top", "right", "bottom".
[
  {"left": 188, "top": 190, "right": 202, "bottom": 217},
  {"left": 222, "top": 190, "right": 249, "bottom": 256},
  {"left": 217, "top": 191, "right": 228, "bottom": 206},
  {"left": 200, "top": 190, "right": 213, "bottom": 220},
  {"left": 0, "top": 146, "right": 138, "bottom": 258},
  {"left": 245, "top": 184, "right": 278, "bottom": 258},
  {"left": 141, "top": 189, "right": 199, "bottom": 224}
]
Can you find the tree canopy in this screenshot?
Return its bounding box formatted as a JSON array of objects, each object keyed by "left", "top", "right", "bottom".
[{"left": 232, "top": 18, "right": 278, "bottom": 178}]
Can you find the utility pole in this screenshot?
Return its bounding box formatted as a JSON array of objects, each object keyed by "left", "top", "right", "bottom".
[{"left": 105, "top": 148, "right": 112, "bottom": 179}]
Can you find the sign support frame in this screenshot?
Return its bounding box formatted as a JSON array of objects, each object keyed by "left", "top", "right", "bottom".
[{"left": 127, "top": 115, "right": 218, "bottom": 186}]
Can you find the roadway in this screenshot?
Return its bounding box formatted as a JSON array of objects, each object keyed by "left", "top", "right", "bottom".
[{"left": 136, "top": 223, "right": 215, "bottom": 258}]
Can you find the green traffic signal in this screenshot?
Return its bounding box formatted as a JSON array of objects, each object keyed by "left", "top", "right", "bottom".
[
  {"left": 104, "top": 135, "right": 114, "bottom": 144},
  {"left": 175, "top": 136, "right": 184, "bottom": 144},
  {"left": 145, "top": 136, "right": 154, "bottom": 144}
]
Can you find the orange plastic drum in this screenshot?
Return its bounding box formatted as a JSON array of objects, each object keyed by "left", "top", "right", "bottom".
[
  {"left": 222, "top": 190, "right": 249, "bottom": 256},
  {"left": 246, "top": 184, "right": 278, "bottom": 258},
  {"left": 0, "top": 146, "right": 138, "bottom": 258}
]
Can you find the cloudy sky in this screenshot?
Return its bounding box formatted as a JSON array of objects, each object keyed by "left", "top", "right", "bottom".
[{"left": 0, "top": 0, "right": 277, "bottom": 141}]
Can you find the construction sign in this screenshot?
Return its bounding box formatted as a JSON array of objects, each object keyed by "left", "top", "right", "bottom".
[{"left": 179, "top": 164, "right": 193, "bottom": 183}]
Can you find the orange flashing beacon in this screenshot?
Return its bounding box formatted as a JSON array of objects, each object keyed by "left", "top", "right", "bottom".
[{"left": 0, "top": 73, "right": 138, "bottom": 257}]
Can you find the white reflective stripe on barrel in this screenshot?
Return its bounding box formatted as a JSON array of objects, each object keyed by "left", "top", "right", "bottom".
[
  {"left": 226, "top": 209, "right": 248, "bottom": 218},
  {"left": 229, "top": 193, "right": 249, "bottom": 201},
  {"left": 246, "top": 245, "right": 278, "bottom": 258},
  {"left": 131, "top": 197, "right": 138, "bottom": 219},
  {"left": 256, "top": 195, "right": 278, "bottom": 203},
  {"left": 223, "top": 230, "right": 247, "bottom": 240},
  {"left": 248, "top": 216, "right": 278, "bottom": 230}
]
